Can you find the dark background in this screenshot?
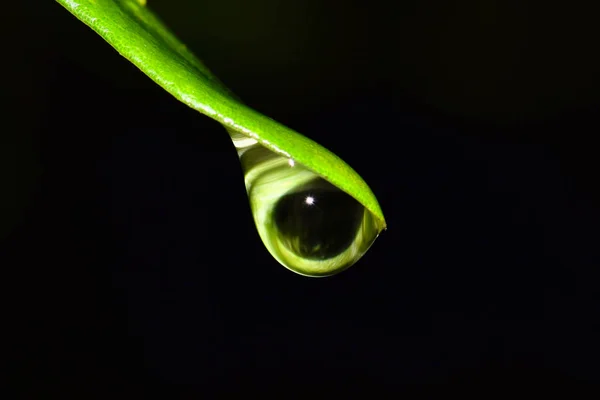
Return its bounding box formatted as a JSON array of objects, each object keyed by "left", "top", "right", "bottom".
[{"left": 3, "top": 0, "right": 599, "bottom": 395}]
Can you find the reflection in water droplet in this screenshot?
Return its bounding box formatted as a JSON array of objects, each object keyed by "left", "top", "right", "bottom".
[
  {"left": 273, "top": 180, "right": 364, "bottom": 260},
  {"left": 229, "top": 130, "right": 383, "bottom": 277}
]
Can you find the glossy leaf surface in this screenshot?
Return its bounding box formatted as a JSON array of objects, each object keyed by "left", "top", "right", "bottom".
[{"left": 56, "top": 0, "right": 385, "bottom": 225}]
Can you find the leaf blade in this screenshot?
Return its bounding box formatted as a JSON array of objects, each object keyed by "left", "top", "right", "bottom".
[{"left": 56, "top": 0, "right": 386, "bottom": 226}]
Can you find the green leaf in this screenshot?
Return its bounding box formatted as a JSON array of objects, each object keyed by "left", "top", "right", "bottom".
[{"left": 55, "top": 0, "right": 386, "bottom": 228}]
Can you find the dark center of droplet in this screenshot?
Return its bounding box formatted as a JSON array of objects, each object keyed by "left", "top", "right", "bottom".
[{"left": 272, "top": 178, "right": 364, "bottom": 260}]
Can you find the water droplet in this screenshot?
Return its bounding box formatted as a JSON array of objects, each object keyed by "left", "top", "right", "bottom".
[{"left": 229, "top": 130, "right": 383, "bottom": 277}]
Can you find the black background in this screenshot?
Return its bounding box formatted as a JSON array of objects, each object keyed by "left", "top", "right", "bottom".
[{"left": 3, "top": 0, "right": 600, "bottom": 396}]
